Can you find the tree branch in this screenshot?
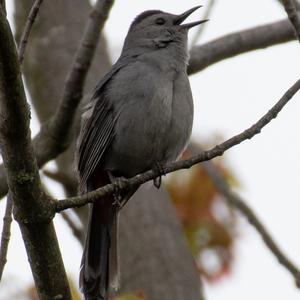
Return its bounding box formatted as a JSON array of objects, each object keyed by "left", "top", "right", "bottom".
[
  {"left": 188, "top": 16, "right": 297, "bottom": 74},
  {"left": 0, "top": 194, "right": 12, "bottom": 281},
  {"left": 48, "top": 0, "right": 114, "bottom": 151},
  {"left": 18, "top": 0, "right": 44, "bottom": 64},
  {"left": 0, "top": 9, "right": 71, "bottom": 299},
  {"left": 0, "top": 0, "right": 114, "bottom": 198},
  {"left": 200, "top": 157, "right": 300, "bottom": 288},
  {"left": 282, "top": 0, "right": 300, "bottom": 41},
  {"left": 55, "top": 79, "right": 300, "bottom": 211}
]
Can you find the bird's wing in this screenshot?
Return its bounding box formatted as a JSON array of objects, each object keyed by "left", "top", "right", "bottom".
[{"left": 76, "top": 60, "right": 129, "bottom": 193}]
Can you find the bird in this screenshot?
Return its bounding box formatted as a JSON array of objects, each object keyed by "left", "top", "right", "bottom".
[{"left": 76, "top": 6, "right": 207, "bottom": 300}]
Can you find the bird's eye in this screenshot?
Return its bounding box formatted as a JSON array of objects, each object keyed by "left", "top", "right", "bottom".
[{"left": 155, "top": 18, "right": 166, "bottom": 25}]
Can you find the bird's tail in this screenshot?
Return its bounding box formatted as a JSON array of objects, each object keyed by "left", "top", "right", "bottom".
[{"left": 80, "top": 199, "right": 119, "bottom": 300}]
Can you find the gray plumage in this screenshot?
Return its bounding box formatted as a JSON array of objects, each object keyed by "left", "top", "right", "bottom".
[{"left": 76, "top": 6, "right": 207, "bottom": 300}]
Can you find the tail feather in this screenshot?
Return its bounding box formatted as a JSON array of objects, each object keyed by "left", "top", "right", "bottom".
[
  {"left": 80, "top": 200, "right": 116, "bottom": 300},
  {"left": 79, "top": 171, "right": 137, "bottom": 300},
  {"left": 109, "top": 212, "right": 120, "bottom": 290}
]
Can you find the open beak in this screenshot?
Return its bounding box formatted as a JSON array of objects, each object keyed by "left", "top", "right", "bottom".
[{"left": 173, "top": 6, "right": 209, "bottom": 29}]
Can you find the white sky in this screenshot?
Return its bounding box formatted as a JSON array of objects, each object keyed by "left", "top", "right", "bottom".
[{"left": 1, "top": 1, "right": 300, "bottom": 299}]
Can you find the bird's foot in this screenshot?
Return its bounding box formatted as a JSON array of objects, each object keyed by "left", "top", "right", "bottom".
[
  {"left": 112, "top": 194, "right": 122, "bottom": 209},
  {"left": 112, "top": 178, "right": 125, "bottom": 210},
  {"left": 153, "top": 162, "right": 166, "bottom": 189}
]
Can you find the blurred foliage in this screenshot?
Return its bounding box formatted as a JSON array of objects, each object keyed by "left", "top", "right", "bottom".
[
  {"left": 165, "top": 147, "right": 238, "bottom": 282},
  {"left": 2, "top": 275, "right": 146, "bottom": 300},
  {"left": 111, "top": 290, "right": 147, "bottom": 300}
]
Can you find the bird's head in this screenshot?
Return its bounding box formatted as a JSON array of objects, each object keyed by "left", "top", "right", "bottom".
[{"left": 121, "top": 7, "right": 208, "bottom": 57}]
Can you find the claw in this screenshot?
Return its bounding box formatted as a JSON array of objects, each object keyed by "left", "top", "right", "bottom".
[
  {"left": 112, "top": 181, "right": 123, "bottom": 210},
  {"left": 153, "top": 176, "right": 162, "bottom": 189},
  {"left": 109, "top": 173, "right": 124, "bottom": 210},
  {"left": 153, "top": 162, "right": 165, "bottom": 189},
  {"left": 112, "top": 192, "right": 122, "bottom": 209}
]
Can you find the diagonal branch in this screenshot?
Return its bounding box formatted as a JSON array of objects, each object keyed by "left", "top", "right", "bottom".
[
  {"left": 48, "top": 0, "right": 114, "bottom": 151},
  {"left": 55, "top": 79, "right": 300, "bottom": 212},
  {"left": 188, "top": 16, "right": 297, "bottom": 74},
  {"left": 282, "top": 0, "right": 300, "bottom": 41},
  {"left": 201, "top": 158, "right": 300, "bottom": 288},
  {"left": 18, "top": 0, "right": 44, "bottom": 64}
]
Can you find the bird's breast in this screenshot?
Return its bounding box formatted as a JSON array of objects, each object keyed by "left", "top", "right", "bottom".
[{"left": 103, "top": 62, "right": 193, "bottom": 176}]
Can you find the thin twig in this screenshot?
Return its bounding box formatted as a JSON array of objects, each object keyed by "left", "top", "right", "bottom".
[
  {"left": 282, "top": 0, "right": 300, "bottom": 41},
  {"left": 233, "top": 195, "right": 300, "bottom": 287},
  {"left": 0, "top": 194, "right": 13, "bottom": 281},
  {"left": 55, "top": 79, "right": 300, "bottom": 212},
  {"left": 60, "top": 211, "right": 84, "bottom": 245},
  {"left": 200, "top": 158, "right": 300, "bottom": 288},
  {"left": 190, "top": 0, "right": 216, "bottom": 46},
  {"left": 18, "top": 0, "right": 44, "bottom": 64}
]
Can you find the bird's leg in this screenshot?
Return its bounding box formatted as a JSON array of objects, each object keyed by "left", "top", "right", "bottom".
[
  {"left": 112, "top": 182, "right": 123, "bottom": 209},
  {"left": 108, "top": 171, "right": 124, "bottom": 210},
  {"left": 153, "top": 162, "right": 166, "bottom": 189}
]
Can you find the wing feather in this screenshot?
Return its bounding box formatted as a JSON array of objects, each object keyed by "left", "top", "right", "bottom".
[{"left": 76, "top": 60, "right": 129, "bottom": 193}]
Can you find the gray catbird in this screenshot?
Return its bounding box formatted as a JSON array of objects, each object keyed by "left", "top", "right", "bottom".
[{"left": 76, "top": 6, "right": 207, "bottom": 300}]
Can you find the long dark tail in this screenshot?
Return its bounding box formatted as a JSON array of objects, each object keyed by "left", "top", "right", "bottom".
[{"left": 80, "top": 199, "right": 117, "bottom": 300}]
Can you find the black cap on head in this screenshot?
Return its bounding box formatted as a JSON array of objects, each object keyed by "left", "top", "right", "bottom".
[{"left": 130, "top": 10, "right": 162, "bottom": 29}]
